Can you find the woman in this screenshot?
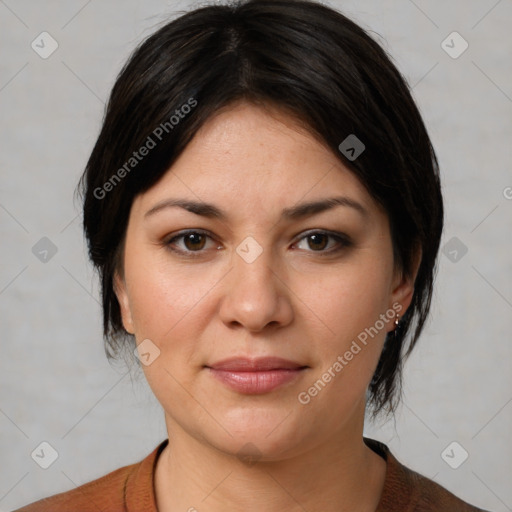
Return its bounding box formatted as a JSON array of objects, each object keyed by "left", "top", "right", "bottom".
[{"left": 15, "top": 0, "right": 491, "bottom": 510}]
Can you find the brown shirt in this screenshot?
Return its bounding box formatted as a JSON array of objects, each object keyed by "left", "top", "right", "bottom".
[{"left": 13, "top": 437, "right": 490, "bottom": 511}]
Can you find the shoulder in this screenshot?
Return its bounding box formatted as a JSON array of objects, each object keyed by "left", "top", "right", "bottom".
[
  {"left": 11, "top": 465, "right": 135, "bottom": 512},
  {"left": 364, "top": 438, "right": 492, "bottom": 512},
  {"left": 12, "top": 440, "right": 167, "bottom": 512}
]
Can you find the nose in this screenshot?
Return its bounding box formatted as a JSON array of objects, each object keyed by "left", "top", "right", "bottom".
[{"left": 218, "top": 242, "right": 294, "bottom": 333}]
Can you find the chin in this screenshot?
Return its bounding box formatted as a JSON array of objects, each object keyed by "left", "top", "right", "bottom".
[
  {"left": 215, "top": 434, "right": 303, "bottom": 464},
  {"left": 207, "top": 406, "right": 309, "bottom": 461}
]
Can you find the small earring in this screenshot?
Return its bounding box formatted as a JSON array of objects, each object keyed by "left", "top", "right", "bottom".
[{"left": 394, "top": 314, "right": 400, "bottom": 329}]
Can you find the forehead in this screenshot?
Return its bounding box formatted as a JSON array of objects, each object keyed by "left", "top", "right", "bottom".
[{"left": 131, "top": 102, "right": 376, "bottom": 219}]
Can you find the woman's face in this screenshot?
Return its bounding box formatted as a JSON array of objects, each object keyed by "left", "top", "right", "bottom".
[{"left": 115, "top": 102, "right": 414, "bottom": 460}]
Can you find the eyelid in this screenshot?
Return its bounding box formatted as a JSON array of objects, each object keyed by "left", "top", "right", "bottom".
[{"left": 165, "top": 229, "right": 221, "bottom": 256}]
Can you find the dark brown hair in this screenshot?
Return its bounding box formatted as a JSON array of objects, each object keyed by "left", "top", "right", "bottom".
[{"left": 78, "top": 0, "right": 443, "bottom": 418}]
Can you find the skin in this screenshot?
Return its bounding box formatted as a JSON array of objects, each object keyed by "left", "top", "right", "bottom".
[{"left": 114, "top": 102, "right": 417, "bottom": 512}]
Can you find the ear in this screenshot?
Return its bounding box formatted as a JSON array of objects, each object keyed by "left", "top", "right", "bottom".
[
  {"left": 388, "top": 247, "right": 422, "bottom": 329},
  {"left": 113, "top": 271, "right": 135, "bottom": 334}
]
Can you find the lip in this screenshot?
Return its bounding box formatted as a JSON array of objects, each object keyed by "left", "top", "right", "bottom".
[
  {"left": 208, "top": 357, "right": 306, "bottom": 371},
  {"left": 206, "top": 357, "right": 308, "bottom": 394}
]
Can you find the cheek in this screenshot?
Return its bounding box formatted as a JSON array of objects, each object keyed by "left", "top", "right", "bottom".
[
  {"left": 293, "top": 255, "right": 394, "bottom": 408},
  {"left": 124, "top": 250, "right": 221, "bottom": 341},
  {"left": 299, "top": 260, "right": 393, "bottom": 342},
  {"left": 126, "top": 261, "right": 219, "bottom": 397},
  {"left": 295, "top": 268, "right": 391, "bottom": 420}
]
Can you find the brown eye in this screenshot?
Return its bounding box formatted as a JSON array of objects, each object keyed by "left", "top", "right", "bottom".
[
  {"left": 166, "top": 230, "right": 218, "bottom": 256},
  {"left": 183, "top": 232, "right": 206, "bottom": 251},
  {"left": 307, "top": 233, "right": 329, "bottom": 251},
  {"left": 294, "top": 230, "right": 352, "bottom": 254}
]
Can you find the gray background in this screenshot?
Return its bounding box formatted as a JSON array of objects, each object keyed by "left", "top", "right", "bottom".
[{"left": 1, "top": 0, "right": 511, "bottom": 510}]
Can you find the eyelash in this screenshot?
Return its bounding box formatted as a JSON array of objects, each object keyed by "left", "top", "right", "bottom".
[{"left": 164, "top": 229, "right": 353, "bottom": 258}]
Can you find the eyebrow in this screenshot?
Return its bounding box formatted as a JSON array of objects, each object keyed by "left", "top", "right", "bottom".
[{"left": 144, "top": 196, "right": 368, "bottom": 220}]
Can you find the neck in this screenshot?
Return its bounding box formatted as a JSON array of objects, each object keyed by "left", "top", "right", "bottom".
[{"left": 155, "top": 407, "right": 386, "bottom": 512}]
